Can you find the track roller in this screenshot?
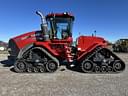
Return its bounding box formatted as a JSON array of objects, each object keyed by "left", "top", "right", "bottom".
[
  {"left": 38, "top": 65, "right": 45, "bottom": 73},
  {"left": 95, "top": 66, "right": 100, "bottom": 73},
  {"left": 27, "top": 64, "right": 33, "bottom": 73},
  {"left": 101, "top": 65, "right": 107, "bottom": 73},
  {"left": 33, "top": 67, "right": 39, "bottom": 73},
  {"left": 81, "top": 60, "right": 94, "bottom": 73},
  {"left": 107, "top": 66, "right": 113, "bottom": 72}
]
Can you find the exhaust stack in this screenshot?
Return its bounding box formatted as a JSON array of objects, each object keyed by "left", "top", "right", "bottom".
[{"left": 36, "top": 11, "right": 49, "bottom": 41}]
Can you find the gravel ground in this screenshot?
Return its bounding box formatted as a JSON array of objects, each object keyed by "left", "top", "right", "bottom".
[{"left": 0, "top": 53, "right": 128, "bottom": 96}]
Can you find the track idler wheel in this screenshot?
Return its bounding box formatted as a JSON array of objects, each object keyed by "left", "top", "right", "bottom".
[
  {"left": 113, "top": 60, "right": 125, "bottom": 72},
  {"left": 14, "top": 59, "right": 27, "bottom": 73},
  {"left": 46, "top": 60, "right": 58, "bottom": 73},
  {"left": 81, "top": 60, "right": 94, "bottom": 73}
]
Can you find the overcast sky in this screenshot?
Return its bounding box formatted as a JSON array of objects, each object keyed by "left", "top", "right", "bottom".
[{"left": 0, "top": 0, "right": 128, "bottom": 42}]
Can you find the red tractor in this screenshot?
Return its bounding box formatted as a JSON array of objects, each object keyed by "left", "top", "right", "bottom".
[{"left": 8, "top": 11, "right": 125, "bottom": 73}]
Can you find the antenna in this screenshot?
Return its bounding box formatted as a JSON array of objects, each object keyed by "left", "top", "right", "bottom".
[
  {"left": 79, "top": 32, "right": 81, "bottom": 36},
  {"left": 94, "top": 30, "right": 96, "bottom": 36},
  {"left": 92, "top": 33, "right": 94, "bottom": 37}
]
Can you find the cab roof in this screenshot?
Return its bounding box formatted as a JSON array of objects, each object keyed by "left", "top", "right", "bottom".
[{"left": 46, "top": 12, "right": 75, "bottom": 21}]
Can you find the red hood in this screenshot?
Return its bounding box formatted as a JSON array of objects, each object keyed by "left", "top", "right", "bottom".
[
  {"left": 12, "top": 31, "right": 36, "bottom": 41},
  {"left": 10, "top": 31, "right": 42, "bottom": 49}
]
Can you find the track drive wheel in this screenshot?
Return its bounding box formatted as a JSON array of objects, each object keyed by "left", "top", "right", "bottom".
[
  {"left": 14, "top": 59, "right": 26, "bottom": 73},
  {"left": 113, "top": 60, "right": 125, "bottom": 72},
  {"left": 81, "top": 60, "right": 94, "bottom": 73},
  {"left": 46, "top": 60, "right": 58, "bottom": 73}
]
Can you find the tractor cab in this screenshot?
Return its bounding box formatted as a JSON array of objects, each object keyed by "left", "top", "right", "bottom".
[{"left": 46, "top": 13, "right": 74, "bottom": 40}]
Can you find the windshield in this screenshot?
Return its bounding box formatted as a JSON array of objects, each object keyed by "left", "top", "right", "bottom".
[{"left": 47, "top": 18, "right": 73, "bottom": 39}]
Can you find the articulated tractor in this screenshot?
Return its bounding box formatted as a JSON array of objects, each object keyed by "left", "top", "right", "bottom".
[{"left": 8, "top": 11, "right": 125, "bottom": 73}]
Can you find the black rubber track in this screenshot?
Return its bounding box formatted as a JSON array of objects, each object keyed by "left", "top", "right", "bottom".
[
  {"left": 14, "top": 47, "right": 59, "bottom": 73},
  {"left": 81, "top": 47, "right": 125, "bottom": 73}
]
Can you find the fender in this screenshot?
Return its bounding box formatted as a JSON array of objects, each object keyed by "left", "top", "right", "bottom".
[
  {"left": 17, "top": 43, "right": 34, "bottom": 59},
  {"left": 77, "top": 44, "right": 102, "bottom": 61}
]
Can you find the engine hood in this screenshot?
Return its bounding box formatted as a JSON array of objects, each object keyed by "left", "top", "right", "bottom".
[
  {"left": 12, "top": 31, "right": 36, "bottom": 42},
  {"left": 9, "top": 31, "right": 43, "bottom": 49},
  {"left": 8, "top": 31, "right": 42, "bottom": 59}
]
